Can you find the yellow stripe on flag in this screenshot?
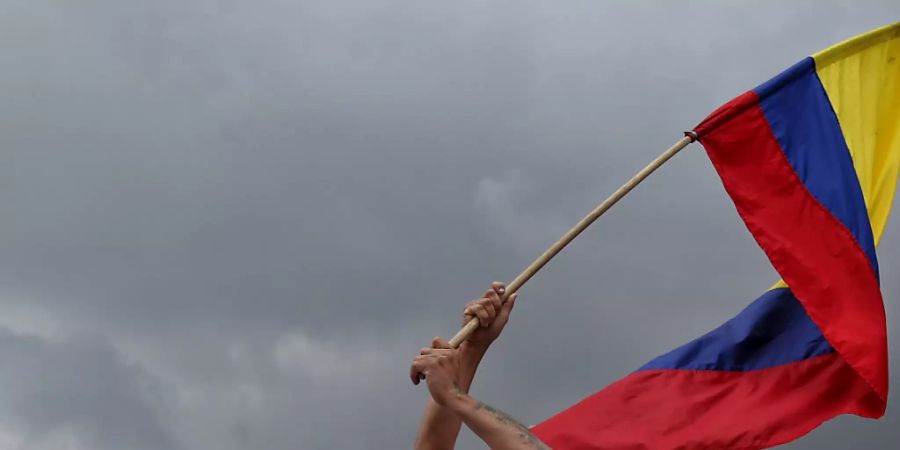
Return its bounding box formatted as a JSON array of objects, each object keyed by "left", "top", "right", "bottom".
[
  {"left": 815, "top": 22, "right": 900, "bottom": 245},
  {"left": 770, "top": 23, "right": 900, "bottom": 292}
]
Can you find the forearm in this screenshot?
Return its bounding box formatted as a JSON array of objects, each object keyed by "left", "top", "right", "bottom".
[
  {"left": 447, "top": 392, "right": 549, "bottom": 450},
  {"left": 414, "top": 344, "right": 487, "bottom": 450}
]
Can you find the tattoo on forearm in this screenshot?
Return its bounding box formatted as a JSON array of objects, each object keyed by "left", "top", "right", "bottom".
[{"left": 474, "top": 401, "right": 550, "bottom": 449}]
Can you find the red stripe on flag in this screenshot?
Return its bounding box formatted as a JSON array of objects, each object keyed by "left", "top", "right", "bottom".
[
  {"left": 697, "top": 91, "right": 888, "bottom": 403},
  {"left": 532, "top": 353, "right": 880, "bottom": 449}
]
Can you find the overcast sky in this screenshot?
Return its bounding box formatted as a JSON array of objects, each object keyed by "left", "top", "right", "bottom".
[{"left": 2, "top": 1, "right": 899, "bottom": 449}]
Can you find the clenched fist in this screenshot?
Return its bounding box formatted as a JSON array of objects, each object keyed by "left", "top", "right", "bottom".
[
  {"left": 410, "top": 337, "right": 463, "bottom": 406},
  {"left": 462, "top": 282, "right": 517, "bottom": 350}
]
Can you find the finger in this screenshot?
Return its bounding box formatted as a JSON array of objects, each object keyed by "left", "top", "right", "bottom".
[
  {"left": 430, "top": 349, "right": 455, "bottom": 356},
  {"left": 410, "top": 360, "right": 426, "bottom": 384},
  {"left": 484, "top": 290, "right": 501, "bottom": 314},
  {"left": 432, "top": 336, "right": 451, "bottom": 349},
  {"left": 477, "top": 297, "right": 497, "bottom": 320},
  {"left": 498, "top": 293, "right": 517, "bottom": 320},
  {"left": 420, "top": 347, "right": 434, "bottom": 355},
  {"left": 463, "top": 307, "right": 486, "bottom": 327},
  {"left": 491, "top": 281, "right": 506, "bottom": 297},
  {"left": 410, "top": 354, "right": 440, "bottom": 384},
  {"left": 487, "top": 290, "right": 502, "bottom": 312},
  {"left": 470, "top": 304, "right": 491, "bottom": 327},
  {"left": 463, "top": 300, "right": 479, "bottom": 323},
  {"left": 426, "top": 349, "right": 456, "bottom": 362}
]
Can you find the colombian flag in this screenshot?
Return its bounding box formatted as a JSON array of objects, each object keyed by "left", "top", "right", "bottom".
[{"left": 533, "top": 23, "right": 900, "bottom": 449}]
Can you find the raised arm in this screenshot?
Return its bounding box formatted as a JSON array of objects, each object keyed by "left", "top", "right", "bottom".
[
  {"left": 410, "top": 338, "right": 549, "bottom": 450},
  {"left": 413, "top": 282, "right": 517, "bottom": 450}
]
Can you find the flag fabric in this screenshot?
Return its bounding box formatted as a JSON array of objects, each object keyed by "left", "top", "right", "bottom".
[{"left": 532, "top": 22, "right": 900, "bottom": 449}]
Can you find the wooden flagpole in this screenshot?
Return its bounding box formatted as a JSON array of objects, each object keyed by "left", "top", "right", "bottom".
[{"left": 446, "top": 134, "right": 696, "bottom": 348}]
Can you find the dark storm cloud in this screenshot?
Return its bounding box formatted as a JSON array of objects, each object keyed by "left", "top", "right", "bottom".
[{"left": 1, "top": 1, "right": 899, "bottom": 448}]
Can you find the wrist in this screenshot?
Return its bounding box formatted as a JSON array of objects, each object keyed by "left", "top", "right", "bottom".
[
  {"left": 443, "top": 389, "right": 473, "bottom": 415},
  {"left": 459, "top": 341, "right": 490, "bottom": 360},
  {"left": 459, "top": 344, "right": 487, "bottom": 376}
]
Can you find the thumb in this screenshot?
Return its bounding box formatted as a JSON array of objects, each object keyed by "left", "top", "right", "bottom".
[
  {"left": 498, "top": 293, "right": 517, "bottom": 319},
  {"left": 432, "top": 336, "right": 451, "bottom": 349}
]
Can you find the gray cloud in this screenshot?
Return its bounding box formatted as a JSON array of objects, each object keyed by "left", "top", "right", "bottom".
[
  {"left": 1, "top": 0, "right": 899, "bottom": 448},
  {"left": 0, "top": 329, "right": 173, "bottom": 450}
]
